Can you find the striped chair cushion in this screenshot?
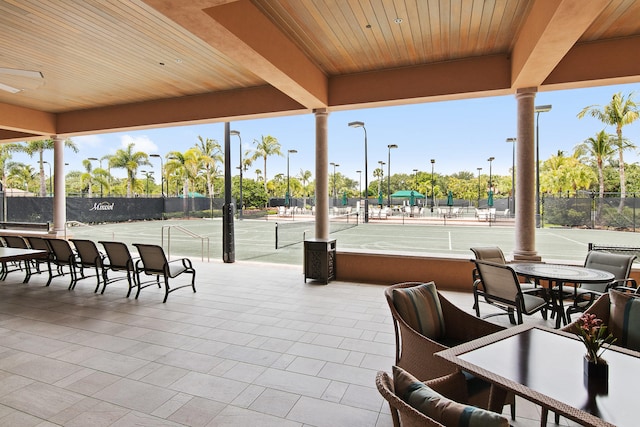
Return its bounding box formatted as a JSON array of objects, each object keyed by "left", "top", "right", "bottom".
[
  {"left": 609, "top": 289, "right": 640, "bottom": 351},
  {"left": 392, "top": 282, "right": 445, "bottom": 340},
  {"left": 393, "top": 366, "right": 508, "bottom": 427}
]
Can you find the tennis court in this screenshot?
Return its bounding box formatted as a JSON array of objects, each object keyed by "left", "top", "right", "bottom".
[{"left": 66, "top": 217, "right": 640, "bottom": 265}]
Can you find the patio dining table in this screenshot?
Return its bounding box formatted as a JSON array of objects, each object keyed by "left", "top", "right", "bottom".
[
  {"left": 0, "top": 247, "right": 47, "bottom": 283},
  {"left": 436, "top": 324, "right": 640, "bottom": 427},
  {"left": 511, "top": 263, "right": 614, "bottom": 328}
]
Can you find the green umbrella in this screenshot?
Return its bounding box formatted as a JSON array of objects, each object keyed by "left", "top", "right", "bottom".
[
  {"left": 285, "top": 191, "right": 289, "bottom": 206},
  {"left": 342, "top": 191, "right": 347, "bottom": 206},
  {"left": 378, "top": 191, "right": 383, "bottom": 206},
  {"left": 447, "top": 190, "right": 454, "bottom": 207},
  {"left": 409, "top": 191, "right": 415, "bottom": 206},
  {"left": 487, "top": 190, "right": 494, "bottom": 207}
]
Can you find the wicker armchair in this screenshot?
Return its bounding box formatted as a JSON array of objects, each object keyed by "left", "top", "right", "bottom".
[
  {"left": 376, "top": 370, "right": 469, "bottom": 427},
  {"left": 384, "top": 282, "right": 513, "bottom": 416}
]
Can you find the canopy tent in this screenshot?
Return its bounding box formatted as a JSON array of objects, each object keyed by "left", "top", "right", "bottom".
[
  {"left": 390, "top": 190, "right": 425, "bottom": 199},
  {"left": 179, "top": 192, "right": 206, "bottom": 198}
]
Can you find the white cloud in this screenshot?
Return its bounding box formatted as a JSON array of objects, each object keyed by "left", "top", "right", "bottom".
[
  {"left": 120, "top": 135, "right": 158, "bottom": 153},
  {"left": 72, "top": 134, "right": 103, "bottom": 149}
]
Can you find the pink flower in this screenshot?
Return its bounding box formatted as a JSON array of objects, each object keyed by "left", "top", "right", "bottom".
[{"left": 576, "top": 313, "right": 616, "bottom": 364}]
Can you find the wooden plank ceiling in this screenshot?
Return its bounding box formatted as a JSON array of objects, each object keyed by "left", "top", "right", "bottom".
[{"left": 0, "top": 0, "right": 639, "bottom": 141}]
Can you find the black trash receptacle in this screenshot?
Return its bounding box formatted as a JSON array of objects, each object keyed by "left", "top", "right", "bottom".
[{"left": 303, "top": 238, "right": 336, "bottom": 284}]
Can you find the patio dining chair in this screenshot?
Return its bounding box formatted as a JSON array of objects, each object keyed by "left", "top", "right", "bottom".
[
  {"left": 133, "top": 243, "right": 196, "bottom": 303},
  {"left": 70, "top": 239, "right": 105, "bottom": 293},
  {"left": 99, "top": 241, "right": 138, "bottom": 296},
  {"left": 384, "top": 281, "right": 514, "bottom": 418},
  {"left": 564, "top": 251, "right": 636, "bottom": 321},
  {"left": 470, "top": 247, "right": 540, "bottom": 319},
  {"left": 473, "top": 259, "right": 549, "bottom": 325}
]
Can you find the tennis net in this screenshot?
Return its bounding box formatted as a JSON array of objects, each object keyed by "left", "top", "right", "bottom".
[{"left": 275, "top": 212, "right": 359, "bottom": 249}]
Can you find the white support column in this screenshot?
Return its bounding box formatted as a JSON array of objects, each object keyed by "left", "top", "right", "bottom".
[
  {"left": 513, "top": 89, "right": 541, "bottom": 261},
  {"left": 52, "top": 136, "right": 66, "bottom": 236},
  {"left": 314, "top": 109, "right": 329, "bottom": 239}
]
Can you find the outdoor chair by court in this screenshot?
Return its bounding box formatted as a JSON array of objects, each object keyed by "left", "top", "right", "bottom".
[
  {"left": 0, "top": 235, "right": 30, "bottom": 282},
  {"left": 384, "top": 282, "right": 514, "bottom": 417},
  {"left": 563, "top": 250, "right": 636, "bottom": 321},
  {"left": 473, "top": 259, "right": 549, "bottom": 325},
  {"left": 70, "top": 239, "right": 105, "bottom": 293},
  {"left": 25, "top": 236, "right": 54, "bottom": 285},
  {"left": 99, "top": 241, "right": 138, "bottom": 296},
  {"left": 133, "top": 243, "right": 196, "bottom": 303},
  {"left": 47, "top": 238, "right": 80, "bottom": 289},
  {"left": 470, "top": 246, "right": 541, "bottom": 319}
]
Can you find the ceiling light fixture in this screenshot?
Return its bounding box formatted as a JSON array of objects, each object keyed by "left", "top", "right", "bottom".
[
  {"left": 394, "top": 18, "right": 403, "bottom": 24},
  {"left": 0, "top": 82, "right": 21, "bottom": 93}
]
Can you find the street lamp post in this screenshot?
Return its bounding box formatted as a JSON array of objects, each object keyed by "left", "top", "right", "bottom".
[
  {"left": 330, "top": 162, "right": 339, "bottom": 205},
  {"left": 535, "top": 104, "right": 552, "bottom": 228},
  {"left": 150, "top": 154, "right": 165, "bottom": 198},
  {"left": 477, "top": 167, "right": 483, "bottom": 207},
  {"left": 229, "top": 130, "right": 243, "bottom": 219},
  {"left": 487, "top": 156, "right": 495, "bottom": 192},
  {"left": 356, "top": 170, "right": 362, "bottom": 209},
  {"left": 286, "top": 149, "right": 297, "bottom": 208},
  {"left": 430, "top": 159, "right": 435, "bottom": 211},
  {"left": 42, "top": 160, "right": 52, "bottom": 197},
  {"left": 348, "top": 121, "right": 368, "bottom": 223},
  {"left": 506, "top": 138, "right": 516, "bottom": 216},
  {"left": 387, "top": 144, "right": 398, "bottom": 207}
]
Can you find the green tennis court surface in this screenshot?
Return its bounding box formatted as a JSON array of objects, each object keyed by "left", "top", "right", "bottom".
[{"left": 66, "top": 218, "right": 640, "bottom": 265}]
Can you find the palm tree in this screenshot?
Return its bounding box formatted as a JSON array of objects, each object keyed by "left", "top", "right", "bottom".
[
  {"left": 251, "top": 135, "right": 282, "bottom": 195},
  {"left": 109, "top": 143, "right": 151, "bottom": 197},
  {"left": 80, "top": 159, "right": 95, "bottom": 197},
  {"left": 255, "top": 169, "right": 262, "bottom": 181},
  {"left": 574, "top": 130, "right": 615, "bottom": 200},
  {"left": 298, "top": 169, "right": 312, "bottom": 208},
  {"left": 194, "top": 136, "right": 223, "bottom": 209},
  {"left": 166, "top": 148, "right": 201, "bottom": 211},
  {"left": 20, "top": 138, "right": 78, "bottom": 197},
  {"left": 7, "top": 163, "right": 37, "bottom": 194},
  {"left": 578, "top": 92, "right": 639, "bottom": 208}
]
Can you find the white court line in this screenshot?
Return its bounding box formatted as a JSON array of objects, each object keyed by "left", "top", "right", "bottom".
[
  {"left": 544, "top": 231, "right": 589, "bottom": 247},
  {"left": 448, "top": 231, "right": 452, "bottom": 250}
]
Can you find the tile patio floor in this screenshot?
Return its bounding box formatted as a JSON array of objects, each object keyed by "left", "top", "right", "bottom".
[{"left": 0, "top": 259, "right": 578, "bottom": 426}]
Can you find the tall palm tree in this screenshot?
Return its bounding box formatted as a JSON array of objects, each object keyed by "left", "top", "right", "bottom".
[
  {"left": 194, "top": 136, "right": 223, "bottom": 208},
  {"left": 20, "top": 138, "right": 78, "bottom": 197},
  {"left": 7, "top": 163, "right": 37, "bottom": 194},
  {"left": 109, "top": 143, "right": 151, "bottom": 197},
  {"left": 166, "top": 148, "right": 201, "bottom": 210},
  {"left": 574, "top": 130, "right": 616, "bottom": 199},
  {"left": 251, "top": 135, "right": 282, "bottom": 194},
  {"left": 298, "top": 169, "right": 312, "bottom": 207},
  {"left": 578, "top": 92, "right": 639, "bottom": 208},
  {"left": 80, "top": 159, "right": 95, "bottom": 197}
]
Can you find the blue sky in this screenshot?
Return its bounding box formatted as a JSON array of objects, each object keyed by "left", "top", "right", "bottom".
[{"left": 15, "top": 82, "right": 640, "bottom": 182}]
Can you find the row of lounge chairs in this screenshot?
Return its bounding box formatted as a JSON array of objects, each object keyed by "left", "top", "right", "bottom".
[{"left": 0, "top": 235, "right": 196, "bottom": 303}]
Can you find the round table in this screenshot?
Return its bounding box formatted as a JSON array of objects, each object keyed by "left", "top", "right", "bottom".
[{"left": 511, "top": 263, "right": 614, "bottom": 328}]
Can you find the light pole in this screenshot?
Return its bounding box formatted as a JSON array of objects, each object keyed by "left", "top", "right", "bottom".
[
  {"left": 430, "top": 159, "right": 435, "bottom": 211},
  {"left": 387, "top": 144, "right": 398, "bottom": 207},
  {"left": 506, "top": 138, "right": 516, "bottom": 216},
  {"left": 42, "top": 160, "right": 52, "bottom": 196},
  {"left": 378, "top": 160, "right": 385, "bottom": 205},
  {"left": 535, "top": 104, "right": 552, "bottom": 228},
  {"left": 286, "top": 149, "right": 297, "bottom": 208},
  {"left": 349, "top": 121, "right": 368, "bottom": 222},
  {"left": 229, "top": 130, "right": 243, "bottom": 219},
  {"left": 150, "top": 154, "right": 165, "bottom": 198},
  {"left": 487, "top": 156, "right": 495, "bottom": 193},
  {"left": 356, "top": 170, "right": 362, "bottom": 208},
  {"left": 330, "top": 162, "right": 339, "bottom": 205},
  {"left": 477, "top": 167, "right": 483, "bottom": 207}
]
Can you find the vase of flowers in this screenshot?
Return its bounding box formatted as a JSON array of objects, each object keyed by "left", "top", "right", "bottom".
[{"left": 575, "top": 313, "right": 615, "bottom": 390}]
